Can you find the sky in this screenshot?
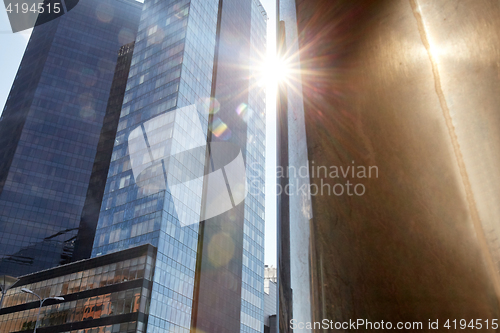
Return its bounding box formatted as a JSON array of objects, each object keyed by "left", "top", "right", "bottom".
[
  {"left": 259, "top": 0, "right": 277, "bottom": 267},
  {"left": 0, "top": 12, "right": 32, "bottom": 116},
  {"left": 0, "top": 0, "right": 277, "bottom": 266}
]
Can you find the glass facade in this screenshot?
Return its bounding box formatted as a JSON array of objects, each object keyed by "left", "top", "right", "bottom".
[
  {"left": 92, "top": 0, "right": 218, "bottom": 332},
  {"left": 240, "top": 1, "right": 267, "bottom": 332},
  {"left": 73, "top": 42, "right": 137, "bottom": 261},
  {"left": 2, "top": 289, "right": 144, "bottom": 332},
  {"left": 0, "top": 0, "right": 142, "bottom": 277},
  {"left": 91, "top": 0, "right": 267, "bottom": 332},
  {"left": 0, "top": 244, "right": 155, "bottom": 333}
]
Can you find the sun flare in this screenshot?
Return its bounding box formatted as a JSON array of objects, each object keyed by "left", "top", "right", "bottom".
[{"left": 259, "top": 55, "right": 291, "bottom": 88}]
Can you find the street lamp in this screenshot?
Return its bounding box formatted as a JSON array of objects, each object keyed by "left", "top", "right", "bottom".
[
  {"left": 22, "top": 288, "right": 64, "bottom": 333},
  {"left": 0, "top": 275, "right": 19, "bottom": 309}
]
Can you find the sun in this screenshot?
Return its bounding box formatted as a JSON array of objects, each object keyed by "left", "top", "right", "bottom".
[{"left": 258, "top": 54, "right": 291, "bottom": 88}]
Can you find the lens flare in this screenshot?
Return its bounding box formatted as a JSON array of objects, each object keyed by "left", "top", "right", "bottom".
[
  {"left": 211, "top": 118, "right": 231, "bottom": 140},
  {"left": 258, "top": 55, "right": 291, "bottom": 88},
  {"left": 236, "top": 103, "right": 247, "bottom": 115},
  {"left": 235, "top": 103, "right": 253, "bottom": 122}
]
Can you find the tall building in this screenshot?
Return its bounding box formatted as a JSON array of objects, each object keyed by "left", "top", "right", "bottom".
[
  {"left": 279, "top": 0, "right": 500, "bottom": 329},
  {"left": 0, "top": 0, "right": 142, "bottom": 277},
  {"left": 238, "top": 1, "right": 267, "bottom": 332},
  {"left": 73, "top": 42, "right": 137, "bottom": 262},
  {"left": 277, "top": 1, "right": 310, "bottom": 332},
  {"left": 91, "top": 1, "right": 267, "bottom": 333},
  {"left": 263, "top": 266, "right": 277, "bottom": 333},
  {"left": 276, "top": 18, "right": 293, "bottom": 333}
]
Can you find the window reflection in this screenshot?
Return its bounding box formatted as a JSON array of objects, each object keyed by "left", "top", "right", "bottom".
[
  {"left": 0, "top": 253, "right": 152, "bottom": 333},
  {"left": 0, "top": 289, "right": 144, "bottom": 332}
]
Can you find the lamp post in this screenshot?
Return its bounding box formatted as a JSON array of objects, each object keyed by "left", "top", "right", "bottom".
[
  {"left": 21, "top": 288, "right": 64, "bottom": 333},
  {"left": 0, "top": 275, "right": 19, "bottom": 309}
]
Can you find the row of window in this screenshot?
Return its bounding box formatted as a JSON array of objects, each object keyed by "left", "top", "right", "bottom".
[
  {"left": 2, "top": 256, "right": 150, "bottom": 309},
  {"left": 0, "top": 289, "right": 146, "bottom": 333}
]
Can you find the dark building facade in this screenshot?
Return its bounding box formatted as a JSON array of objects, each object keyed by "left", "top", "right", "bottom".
[
  {"left": 276, "top": 18, "right": 293, "bottom": 333},
  {"left": 279, "top": 0, "right": 500, "bottom": 330},
  {"left": 0, "top": 244, "right": 156, "bottom": 333},
  {"left": 73, "top": 42, "right": 137, "bottom": 262},
  {"left": 0, "top": 0, "right": 142, "bottom": 276}
]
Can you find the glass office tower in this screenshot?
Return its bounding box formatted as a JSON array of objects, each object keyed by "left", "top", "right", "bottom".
[
  {"left": 0, "top": 0, "right": 142, "bottom": 277},
  {"left": 73, "top": 42, "right": 138, "bottom": 262},
  {"left": 239, "top": 2, "right": 266, "bottom": 332},
  {"left": 91, "top": 0, "right": 267, "bottom": 332}
]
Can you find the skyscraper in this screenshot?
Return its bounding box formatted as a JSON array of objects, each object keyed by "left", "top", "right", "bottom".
[
  {"left": 73, "top": 41, "right": 137, "bottom": 262},
  {"left": 276, "top": 17, "right": 293, "bottom": 333},
  {"left": 0, "top": 0, "right": 142, "bottom": 277},
  {"left": 263, "top": 266, "right": 277, "bottom": 333},
  {"left": 276, "top": 0, "right": 311, "bottom": 331},
  {"left": 91, "top": 1, "right": 267, "bottom": 333},
  {"left": 279, "top": 0, "right": 500, "bottom": 328}
]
